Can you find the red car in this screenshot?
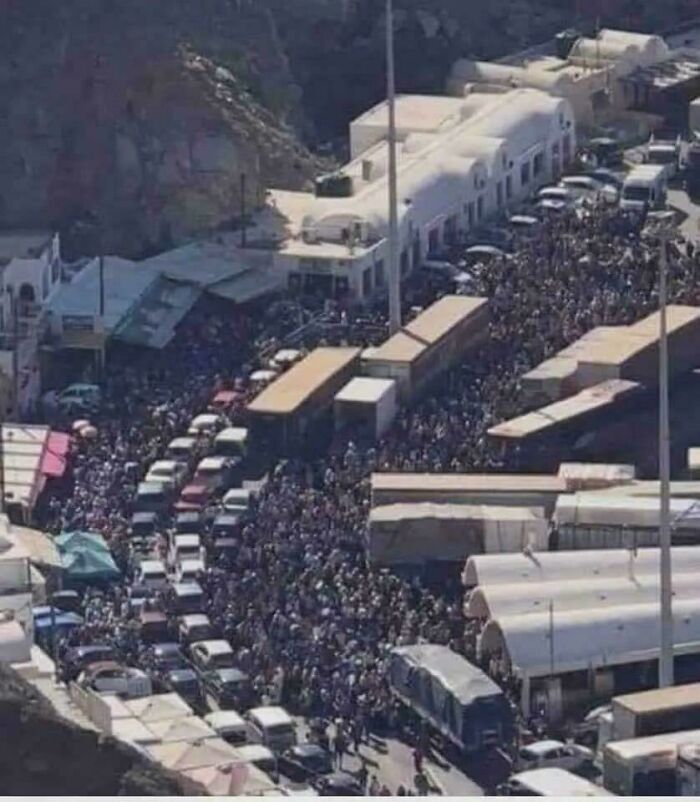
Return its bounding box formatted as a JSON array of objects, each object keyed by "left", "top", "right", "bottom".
[{"left": 175, "top": 483, "right": 213, "bottom": 512}]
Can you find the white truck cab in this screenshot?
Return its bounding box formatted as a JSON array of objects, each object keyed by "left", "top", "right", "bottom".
[{"left": 620, "top": 165, "right": 667, "bottom": 212}]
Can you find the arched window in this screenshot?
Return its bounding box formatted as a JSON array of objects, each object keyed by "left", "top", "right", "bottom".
[{"left": 18, "top": 283, "right": 35, "bottom": 303}]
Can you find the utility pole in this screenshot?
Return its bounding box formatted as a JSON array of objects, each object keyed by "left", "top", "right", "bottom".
[
  {"left": 658, "top": 223, "right": 673, "bottom": 687},
  {"left": 240, "top": 172, "right": 247, "bottom": 248},
  {"left": 10, "top": 288, "right": 19, "bottom": 420},
  {"left": 386, "top": 0, "right": 401, "bottom": 335},
  {"left": 644, "top": 210, "right": 676, "bottom": 688}
]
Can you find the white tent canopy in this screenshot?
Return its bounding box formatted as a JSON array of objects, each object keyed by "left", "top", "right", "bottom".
[
  {"left": 480, "top": 598, "right": 700, "bottom": 679},
  {"left": 467, "top": 572, "right": 700, "bottom": 619},
  {"left": 463, "top": 546, "right": 700, "bottom": 587}
]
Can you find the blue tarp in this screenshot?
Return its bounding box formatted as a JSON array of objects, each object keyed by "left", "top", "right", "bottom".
[
  {"left": 61, "top": 548, "right": 120, "bottom": 583},
  {"left": 55, "top": 531, "right": 110, "bottom": 554}
]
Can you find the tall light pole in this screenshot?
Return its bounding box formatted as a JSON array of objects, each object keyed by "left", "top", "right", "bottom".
[
  {"left": 645, "top": 210, "right": 676, "bottom": 688},
  {"left": 386, "top": 0, "right": 401, "bottom": 335}
]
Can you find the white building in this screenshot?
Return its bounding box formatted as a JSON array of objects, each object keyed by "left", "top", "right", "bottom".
[
  {"left": 260, "top": 88, "right": 575, "bottom": 301},
  {"left": 0, "top": 517, "right": 33, "bottom": 643},
  {"left": 0, "top": 231, "right": 62, "bottom": 417}
]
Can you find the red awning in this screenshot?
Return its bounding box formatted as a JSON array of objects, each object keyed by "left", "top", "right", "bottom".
[{"left": 41, "top": 432, "right": 72, "bottom": 478}]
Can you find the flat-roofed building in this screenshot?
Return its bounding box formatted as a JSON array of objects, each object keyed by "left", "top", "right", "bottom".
[
  {"left": 253, "top": 88, "right": 575, "bottom": 302},
  {"left": 248, "top": 347, "right": 360, "bottom": 453},
  {"left": 363, "top": 295, "right": 489, "bottom": 400}
]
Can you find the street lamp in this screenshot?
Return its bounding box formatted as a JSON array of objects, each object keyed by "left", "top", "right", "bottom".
[
  {"left": 386, "top": 0, "right": 401, "bottom": 335},
  {"left": 643, "top": 209, "right": 677, "bottom": 688}
]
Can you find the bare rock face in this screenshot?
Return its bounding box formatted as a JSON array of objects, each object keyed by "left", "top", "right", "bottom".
[{"left": 0, "top": 0, "right": 322, "bottom": 257}]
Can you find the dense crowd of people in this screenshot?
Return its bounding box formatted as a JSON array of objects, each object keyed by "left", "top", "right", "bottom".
[{"left": 36, "top": 201, "right": 700, "bottom": 791}]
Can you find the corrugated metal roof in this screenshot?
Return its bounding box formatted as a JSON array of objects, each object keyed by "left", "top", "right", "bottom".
[{"left": 48, "top": 256, "right": 154, "bottom": 333}]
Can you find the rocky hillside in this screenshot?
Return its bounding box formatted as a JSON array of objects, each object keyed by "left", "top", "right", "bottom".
[
  {"left": 0, "top": 665, "right": 187, "bottom": 795},
  {"left": 2, "top": 0, "right": 700, "bottom": 255},
  {"left": 0, "top": 0, "right": 323, "bottom": 257}
]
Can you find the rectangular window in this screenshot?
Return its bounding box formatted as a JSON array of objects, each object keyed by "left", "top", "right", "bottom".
[
  {"left": 520, "top": 161, "right": 530, "bottom": 186},
  {"left": 467, "top": 202, "right": 475, "bottom": 226},
  {"left": 533, "top": 152, "right": 544, "bottom": 177},
  {"left": 362, "top": 267, "right": 372, "bottom": 297},
  {"left": 374, "top": 260, "right": 385, "bottom": 287}
]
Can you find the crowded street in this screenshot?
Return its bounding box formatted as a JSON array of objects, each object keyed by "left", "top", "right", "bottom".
[{"left": 31, "top": 201, "right": 700, "bottom": 793}]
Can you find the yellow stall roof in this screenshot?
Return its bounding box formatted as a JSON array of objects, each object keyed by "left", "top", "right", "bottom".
[
  {"left": 366, "top": 295, "right": 488, "bottom": 365},
  {"left": 247, "top": 347, "right": 360, "bottom": 416}
]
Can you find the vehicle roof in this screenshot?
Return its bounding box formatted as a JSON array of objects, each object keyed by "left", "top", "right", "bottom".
[
  {"left": 168, "top": 436, "right": 196, "bottom": 448},
  {"left": 181, "top": 483, "right": 209, "bottom": 494},
  {"left": 132, "top": 511, "right": 157, "bottom": 522},
  {"left": 195, "top": 639, "right": 233, "bottom": 655},
  {"left": 605, "top": 728, "right": 700, "bottom": 760},
  {"left": 522, "top": 739, "right": 565, "bottom": 754},
  {"left": 224, "top": 488, "right": 251, "bottom": 500},
  {"left": 153, "top": 642, "right": 182, "bottom": 653},
  {"left": 64, "top": 383, "right": 100, "bottom": 392},
  {"left": 139, "top": 559, "right": 167, "bottom": 572},
  {"left": 214, "top": 512, "right": 242, "bottom": 524},
  {"left": 178, "top": 559, "right": 205, "bottom": 572},
  {"left": 137, "top": 481, "right": 168, "bottom": 493},
  {"left": 213, "top": 667, "right": 249, "bottom": 682},
  {"left": 291, "top": 743, "right": 326, "bottom": 756},
  {"left": 173, "top": 581, "right": 203, "bottom": 595},
  {"left": 180, "top": 613, "right": 210, "bottom": 626},
  {"left": 68, "top": 643, "right": 112, "bottom": 655},
  {"left": 511, "top": 768, "right": 613, "bottom": 796},
  {"left": 248, "top": 705, "right": 293, "bottom": 726},
  {"left": 174, "top": 534, "right": 201, "bottom": 546},
  {"left": 205, "top": 710, "right": 246, "bottom": 729},
  {"left": 235, "top": 743, "right": 276, "bottom": 761},
  {"left": 82, "top": 660, "right": 123, "bottom": 674},
  {"left": 613, "top": 682, "right": 700, "bottom": 715},
  {"left": 167, "top": 668, "right": 198, "bottom": 681},
  {"left": 197, "top": 456, "right": 229, "bottom": 470},
  {"left": 190, "top": 413, "right": 220, "bottom": 427},
  {"left": 215, "top": 427, "right": 249, "bottom": 442},
  {"left": 148, "top": 460, "right": 181, "bottom": 472},
  {"left": 176, "top": 510, "right": 201, "bottom": 521}
]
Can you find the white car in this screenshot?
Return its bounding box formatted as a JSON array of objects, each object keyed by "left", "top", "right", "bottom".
[
  {"left": 190, "top": 639, "right": 236, "bottom": 671},
  {"left": 145, "top": 459, "right": 189, "bottom": 490},
  {"left": 518, "top": 739, "right": 594, "bottom": 772},
  {"left": 79, "top": 661, "right": 152, "bottom": 698},
  {"left": 559, "top": 175, "right": 618, "bottom": 205},
  {"left": 222, "top": 487, "right": 252, "bottom": 514},
  {"left": 55, "top": 383, "right": 101, "bottom": 414},
  {"left": 187, "top": 413, "right": 221, "bottom": 437}
]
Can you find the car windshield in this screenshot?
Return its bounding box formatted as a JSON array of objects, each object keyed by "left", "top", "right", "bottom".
[
  {"left": 623, "top": 185, "right": 650, "bottom": 201},
  {"left": 649, "top": 149, "right": 676, "bottom": 164}
]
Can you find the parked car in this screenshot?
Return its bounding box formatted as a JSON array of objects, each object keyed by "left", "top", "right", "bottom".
[
  {"left": 211, "top": 512, "right": 243, "bottom": 539},
  {"left": 78, "top": 661, "right": 152, "bottom": 698},
  {"left": 169, "top": 533, "right": 203, "bottom": 567},
  {"left": 279, "top": 743, "right": 333, "bottom": 783},
  {"left": 194, "top": 456, "right": 241, "bottom": 492},
  {"left": 135, "top": 558, "right": 168, "bottom": 591},
  {"left": 190, "top": 639, "right": 236, "bottom": 672},
  {"left": 312, "top": 771, "right": 364, "bottom": 796},
  {"left": 175, "top": 559, "right": 206, "bottom": 584},
  {"left": 169, "top": 581, "right": 206, "bottom": 615},
  {"left": 175, "top": 483, "right": 214, "bottom": 513},
  {"left": 518, "top": 740, "right": 594, "bottom": 773},
  {"left": 145, "top": 459, "right": 189, "bottom": 491},
  {"left": 130, "top": 511, "right": 158, "bottom": 538},
  {"left": 179, "top": 613, "right": 213, "bottom": 646},
  {"left": 246, "top": 705, "right": 297, "bottom": 752},
  {"left": 63, "top": 644, "right": 116, "bottom": 681},
  {"left": 161, "top": 668, "right": 204, "bottom": 710},
  {"left": 204, "top": 710, "right": 248, "bottom": 745},
  {"left": 148, "top": 642, "right": 190, "bottom": 673},
  {"left": 56, "top": 383, "right": 101, "bottom": 414},
  {"left": 222, "top": 488, "right": 253, "bottom": 515},
  {"left": 187, "top": 413, "right": 221, "bottom": 437},
  {"left": 166, "top": 436, "right": 199, "bottom": 464},
  {"left": 203, "top": 667, "right": 255, "bottom": 711},
  {"left": 174, "top": 510, "right": 204, "bottom": 534},
  {"left": 559, "top": 174, "right": 617, "bottom": 205},
  {"left": 134, "top": 481, "right": 172, "bottom": 514}
]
